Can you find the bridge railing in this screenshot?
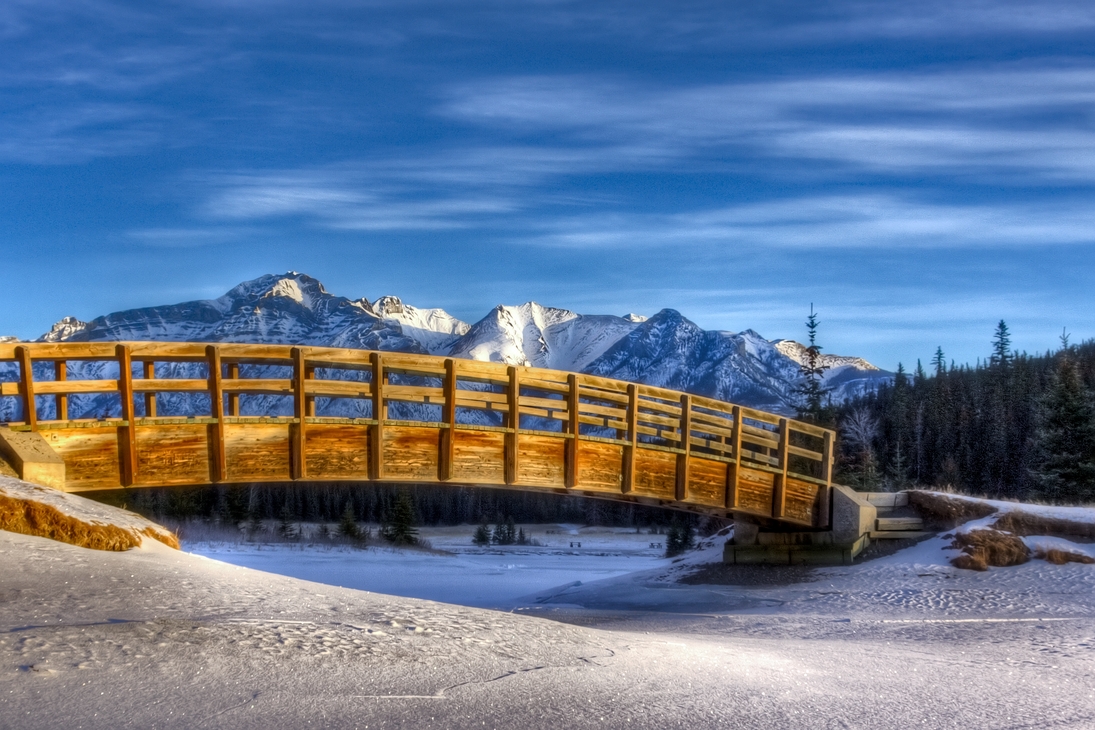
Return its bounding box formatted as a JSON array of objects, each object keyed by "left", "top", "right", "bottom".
[{"left": 0, "top": 342, "right": 834, "bottom": 526}]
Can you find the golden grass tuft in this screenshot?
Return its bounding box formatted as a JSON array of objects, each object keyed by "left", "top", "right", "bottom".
[
  {"left": 992, "top": 511, "right": 1095, "bottom": 542},
  {"left": 1035, "top": 547, "right": 1095, "bottom": 565},
  {"left": 0, "top": 493, "right": 179, "bottom": 551},
  {"left": 950, "top": 529, "right": 1030, "bottom": 570}
]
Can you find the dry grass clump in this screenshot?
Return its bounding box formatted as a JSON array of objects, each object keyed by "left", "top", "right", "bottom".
[
  {"left": 1034, "top": 547, "right": 1095, "bottom": 565},
  {"left": 909, "top": 491, "right": 997, "bottom": 528},
  {"left": 0, "top": 493, "right": 179, "bottom": 551},
  {"left": 950, "top": 529, "right": 1030, "bottom": 571},
  {"left": 992, "top": 512, "right": 1095, "bottom": 542}
]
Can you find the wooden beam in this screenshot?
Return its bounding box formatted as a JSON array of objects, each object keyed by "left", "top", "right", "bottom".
[
  {"left": 675, "top": 394, "right": 691, "bottom": 501},
  {"left": 772, "top": 417, "right": 790, "bottom": 519},
  {"left": 304, "top": 364, "right": 316, "bottom": 417},
  {"left": 142, "top": 361, "right": 156, "bottom": 418},
  {"left": 726, "top": 405, "right": 742, "bottom": 510},
  {"left": 54, "top": 360, "right": 67, "bottom": 422},
  {"left": 290, "top": 347, "right": 307, "bottom": 480},
  {"left": 369, "top": 352, "right": 384, "bottom": 481},
  {"left": 15, "top": 346, "right": 36, "bottom": 430},
  {"left": 504, "top": 366, "right": 520, "bottom": 485},
  {"left": 226, "top": 363, "right": 240, "bottom": 416},
  {"left": 622, "top": 383, "right": 638, "bottom": 493},
  {"left": 816, "top": 430, "right": 834, "bottom": 528},
  {"left": 206, "top": 345, "right": 226, "bottom": 483},
  {"left": 439, "top": 358, "right": 456, "bottom": 481},
  {"left": 116, "top": 344, "right": 137, "bottom": 486},
  {"left": 565, "top": 373, "right": 579, "bottom": 489}
]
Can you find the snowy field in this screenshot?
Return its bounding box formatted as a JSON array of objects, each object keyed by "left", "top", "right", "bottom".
[{"left": 3, "top": 489, "right": 1095, "bottom": 728}]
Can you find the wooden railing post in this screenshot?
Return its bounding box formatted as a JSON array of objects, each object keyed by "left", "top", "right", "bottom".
[
  {"left": 622, "top": 383, "right": 638, "bottom": 493},
  {"left": 675, "top": 394, "right": 691, "bottom": 501},
  {"left": 290, "top": 347, "right": 307, "bottom": 480},
  {"left": 439, "top": 358, "right": 456, "bottom": 481},
  {"left": 725, "top": 405, "right": 741, "bottom": 510},
  {"left": 369, "top": 352, "right": 384, "bottom": 481},
  {"left": 116, "top": 344, "right": 137, "bottom": 486},
  {"left": 54, "top": 360, "right": 67, "bottom": 421},
  {"left": 816, "top": 430, "right": 834, "bottom": 528},
  {"left": 772, "top": 418, "right": 790, "bottom": 519},
  {"left": 142, "top": 361, "right": 156, "bottom": 418},
  {"left": 565, "top": 374, "right": 579, "bottom": 489},
  {"left": 505, "top": 366, "right": 520, "bottom": 485},
  {"left": 15, "top": 346, "right": 36, "bottom": 430},
  {"left": 207, "top": 345, "right": 226, "bottom": 483},
  {"left": 304, "top": 364, "right": 316, "bottom": 417},
  {"left": 226, "top": 363, "right": 239, "bottom": 417}
]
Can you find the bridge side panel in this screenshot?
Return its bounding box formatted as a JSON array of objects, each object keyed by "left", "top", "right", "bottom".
[
  {"left": 135, "top": 424, "right": 211, "bottom": 486},
  {"left": 516, "top": 434, "right": 565, "bottom": 489},
  {"left": 783, "top": 477, "right": 820, "bottom": 526},
  {"left": 631, "top": 448, "right": 676, "bottom": 499},
  {"left": 46, "top": 428, "right": 121, "bottom": 492},
  {"left": 224, "top": 423, "right": 291, "bottom": 482},
  {"left": 304, "top": 424, "right": 370, "bottom": 480},
  {"left": 451, "top": 429, "right": 506, "bottom": 485},
  {"left": 576, "top": 441, "right": 624, "bottom": 494},
  {"left": 687, "top": 456, "right": 730, "bottom": 508},
  {"left": 383, "top": 426, "right": 441, "bottom": 481},
  {"left": 736, "top": 466, "right": 776, "bottom": 517}
]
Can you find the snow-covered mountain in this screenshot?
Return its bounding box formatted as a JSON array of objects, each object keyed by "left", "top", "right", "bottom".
[{"left": 28, "top": 272, "right": 891, "bottom": 414}]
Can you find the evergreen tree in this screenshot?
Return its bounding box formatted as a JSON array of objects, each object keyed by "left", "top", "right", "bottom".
[
  {"left": 492, "top": 516, "right": 517, "bottom": 545},
  {"left": 795, "top": 304, "right": 831, "bottom": 423},
  {"left": 664, "top": 517, "right": 695, "bottom": 557},
  {"left": 277, "top": 504, "right": 298, "bottom": 539},
  {"left": 382, "top": 491, "right": 419, "bottom": 545},
  {"left": 338, "top": 502, "right": 360, "bottom": 540},
  {"left": 472, "top": 517, "right": 491, "bottom": 547},
  {"left": 1029, "top": 353, "right": 1095, "bottom": 503},
  {"left": 991, "top": 320, "right": 1012, "bottom": 369},
  {"left": 931, "top": 347, "right": 946, "bottom": 376},
  {"left": 517, "top": 527, "right": 528, "bottom": 545}
]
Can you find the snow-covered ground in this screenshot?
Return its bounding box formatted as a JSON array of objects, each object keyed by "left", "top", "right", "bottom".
[{"left": 3, "top": 487, "right": 1095, "bottom": 728}]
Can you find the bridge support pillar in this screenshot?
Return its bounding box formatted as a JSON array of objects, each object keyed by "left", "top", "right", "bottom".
[
  {"left": 0, "top": 426, "right": 66, "bottom": 491},
  {"left": 724, "top": 485, "right": 876, "bottom": 566}
]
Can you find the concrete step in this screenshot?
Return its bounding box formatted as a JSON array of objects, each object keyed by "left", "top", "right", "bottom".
[
  {"left": 863, "top": 492, "right": 910, "bottom": 508},
  {"left": 870, "top": 530, "right": 933, "bottom": 540},
  {"left": 876, "top": 516, "right": 924, "bottom": 532}
]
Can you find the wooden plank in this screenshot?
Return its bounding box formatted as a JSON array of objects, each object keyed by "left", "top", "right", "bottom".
[
  {"left": 519, "top": 376, "right": 569, "bottom": 394},
  {"left": 116, "top": 344, "right": 137, "bottom": 486},
  {"left": 726, "top": 405, "right": 742, "bottom": 509},
  {"left": 303, "top": 380, "right": 373, "bottom": 398},
  {"left": 206, "top": 345, "right": 226, "bottom": 483},
  {"left": 222, "top": 378, "right": 293, "bottom": 395},
  {"left": 130, "top": 379, "right": 207, "bottom": 393},
  {"left": 385, "top": 384, "right": 445, "bottom": 401},
  {"left": 0, "top": 382, "right": 18, "bottom": 397},
  {"left": 576, "top": 373, "right": 629, "bottom": 393},
  {"left": 518, "top": 394, "right": 568, "bottom": 411},
  {"left": 452, "top": 390, "right": 508, "bottom": 405},
  {"left": 815, "top": 431, "right": 833, "bottom": 528},
  {"left": 675, "top": 394, "right": 691, "bottom": 501},
  {"left": 440, "top": 358, "right": 456, "bottom": 481},
  {"left": 31, "top": 379, "right": 119, "bottom": 395},
  {"left": 290, "top": 347, "right": 306, "bottom": 480},
  {"left": 304, "top": 364, "right": 316, "bottom": 418},
  {"left": 504, "top": 366, "right": 519, "bottom": 485},
  {"left": 576, "top": 402, "right": 628, "bottom": 419},
  {"left": 54, "top": 360, "right": 68, "bottom": 422},
  {"left": 370, "top": 352, "right": 384, "bottom": 481},
  {"left": 15, "top": 342, "right": 118, "bottom": 361},
  {"left": 771, "top": 418, "right": 790, "bottom": 519},
  {"left": 565, "top": 373, "right": 578, "bottom": 489},
  {"left": 226, "top": 363, "right": 239, "bottom": 416},
  {"left": 15, "top": 346, "right": 36, "bottom": 431},
  {"left": 141, "top": 362, "right": 156, "bottom": 417},
  {"left": 621, "top": 383, "right": 638, "bottom": 493}
]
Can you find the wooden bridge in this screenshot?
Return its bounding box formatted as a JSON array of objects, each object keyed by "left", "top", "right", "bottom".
[{"left": 0, "top": 342, "right": 835, "bottom": 529}]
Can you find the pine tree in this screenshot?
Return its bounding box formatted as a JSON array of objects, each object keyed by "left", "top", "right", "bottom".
[
  {"left": 1029, "top": 353, "right": 1095, "bottom": 503},
  {"left": 492, "top": 516, "right": 517, "bottom": 545},
  {"left": 795, "top": 304, "right": 831, "bottom": 423},
  {"left": 931, "top": 347, "right": 946, "bottom": 376},
  {"left": 338, "top": 502, "right": 360, "bottom": 540},
  {"left": 382, "top": 491, "right": 418, "bottom": 545},
  {"left": 991, "top": 320, "right": 1012, "bottom": 369},
  {"left": 472, "top": 517, "right": 491, "bottom": 546},
  {"left": 664, "top": 517, "right": 695, "bottom": 557},
  {"left": 277, "top": 504, "right": 298, "bottom": 540}
]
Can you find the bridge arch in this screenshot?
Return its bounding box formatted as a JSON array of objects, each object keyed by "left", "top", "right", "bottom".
[{"left": 0, "top": 342, "right": 835, "bottom": 529}]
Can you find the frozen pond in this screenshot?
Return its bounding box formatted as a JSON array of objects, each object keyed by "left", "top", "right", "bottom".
[{"left": 188, "top": 524, "right": 672, "bottom": 609}]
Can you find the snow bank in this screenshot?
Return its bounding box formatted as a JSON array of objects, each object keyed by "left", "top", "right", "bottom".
[{"left": 0, "top": 476, "right": 177, "bottom": 551}]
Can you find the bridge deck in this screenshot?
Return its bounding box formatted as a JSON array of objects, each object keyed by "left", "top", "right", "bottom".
[{"left": 0, "top": 342, "right": 835, "bottom": 528}]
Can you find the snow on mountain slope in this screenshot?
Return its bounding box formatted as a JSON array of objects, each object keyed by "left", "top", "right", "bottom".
[
  {"left": 585, "top": 309, "right": 891, "bottom": 414},
  {"left": 24, "top": 272, "right": 890, "bottom": 415},
  {"left": 370, "top": 295, "right": 469, "bottom": 355},
  {"left": 448, "top": 303, "right": 639, "bottom": 371}
]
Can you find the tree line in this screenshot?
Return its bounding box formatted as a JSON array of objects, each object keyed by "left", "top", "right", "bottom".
[{"left": 810, "top": 321, "right": 1095, "bottom": 503}]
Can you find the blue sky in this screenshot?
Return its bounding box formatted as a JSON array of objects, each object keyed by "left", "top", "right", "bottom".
[{"left": 2, "top": 0, "right": 1093, "bottom": 369}]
